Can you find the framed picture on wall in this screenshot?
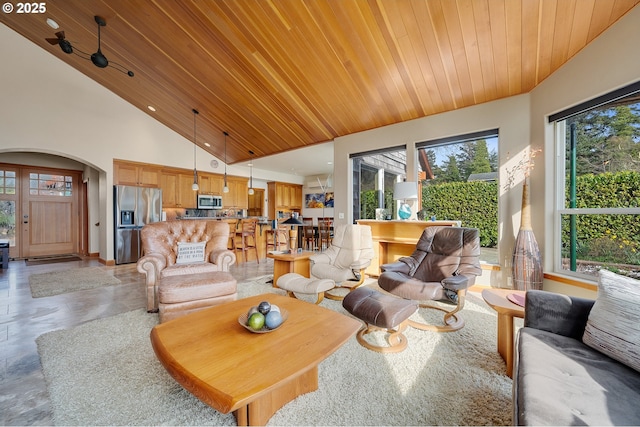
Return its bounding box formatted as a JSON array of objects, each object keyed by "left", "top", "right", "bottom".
[
  {"left": 305, "top": 193, "right": 325, "bottom": 208},
  {"left": 324, "top": 192, "right": 334, "bottom": 207},
  {"left": 305, "top": 192, "right": 335, "bottom": 208}
]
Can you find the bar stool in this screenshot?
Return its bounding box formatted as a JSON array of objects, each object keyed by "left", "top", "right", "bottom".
[
  {"left": 265, "top": 222, "right": 288, "bottom": 255},
  {"left": 226, "top": 219, "right": 238, "bottom": 252},
  {"left": 236, "top": 218, "right": 259, "bottom": 263}
]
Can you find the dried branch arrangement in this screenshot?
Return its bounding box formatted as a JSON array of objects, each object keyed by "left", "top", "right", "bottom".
[{"left": 503, "top": 147, "right": 542, "bottom": 190}]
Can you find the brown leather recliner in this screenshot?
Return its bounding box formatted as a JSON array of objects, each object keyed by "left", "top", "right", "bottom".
[
  {"left": 137, "top": 220, "right": 236, "bottom": 313},
  {"left": 378, "top": 226, "right": 481, "bottom": 332}
]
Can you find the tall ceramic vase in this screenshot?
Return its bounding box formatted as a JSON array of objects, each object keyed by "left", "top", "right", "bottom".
[{"left": 512, "top": 177, "right": 543, "bottom": 291}]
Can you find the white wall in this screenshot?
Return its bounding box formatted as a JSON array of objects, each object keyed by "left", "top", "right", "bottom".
[{"left": 0, "top": 23, "right": 301, "bottom": 261}]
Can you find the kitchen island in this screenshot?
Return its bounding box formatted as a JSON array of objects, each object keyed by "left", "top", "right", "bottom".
[{"left": 356, "top": 219, "right": 461, "bottom": 276}]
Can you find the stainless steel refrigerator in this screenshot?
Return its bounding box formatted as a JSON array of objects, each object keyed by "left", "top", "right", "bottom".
[{"left": 114, "top": 185, "right": 163, "bottom": 264}]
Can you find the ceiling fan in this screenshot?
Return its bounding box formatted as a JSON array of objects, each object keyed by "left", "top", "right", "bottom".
[{"left": 46, "top": 15, "right": 134, "bottom": 77}]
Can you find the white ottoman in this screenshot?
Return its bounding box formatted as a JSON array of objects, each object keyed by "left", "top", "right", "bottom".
[{"left": 276, "top": 273, "right": 335, "bottom": 305}]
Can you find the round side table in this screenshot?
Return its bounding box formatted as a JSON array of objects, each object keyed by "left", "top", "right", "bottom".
[{"left": 481, "top": 288, "right": 526, "bottom": 378}]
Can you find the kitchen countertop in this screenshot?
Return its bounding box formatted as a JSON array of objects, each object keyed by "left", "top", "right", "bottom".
[{"left": 179, "top": 216, "right": 269, "bottom": 224}]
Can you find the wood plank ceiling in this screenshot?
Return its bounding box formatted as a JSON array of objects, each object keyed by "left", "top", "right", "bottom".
[{"left": 1, "top": 0, "right": 638, "bottom": 166}]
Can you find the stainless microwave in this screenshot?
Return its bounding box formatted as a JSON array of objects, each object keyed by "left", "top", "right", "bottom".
[{"left": 197, "top": 194, "right": 223, "bottom": 209}]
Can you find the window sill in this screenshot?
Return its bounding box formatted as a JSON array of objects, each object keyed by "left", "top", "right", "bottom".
[
  {"left": 480, "top": 262, "right": 500, "bottom": 271},
  {"left": 543, "top": 272, "right": 597, "bottom": 292}
]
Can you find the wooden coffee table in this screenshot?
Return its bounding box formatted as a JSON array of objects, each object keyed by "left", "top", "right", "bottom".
[
  {"left": 267, "top": 251, "right": 314, "bottom": 287},
  {"left": 150, "top": 293, "right": 360, "bottom": 426},
  {"left": 481, "top": 288, "right": 526, "bottom": 378}
]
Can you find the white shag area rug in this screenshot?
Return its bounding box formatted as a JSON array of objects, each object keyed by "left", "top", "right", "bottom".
[
  {"left": 36, "top": 276, "right": 512, "bottom": 426},
  {"left": 29, "top": 267, "right": 122, "bottom": 298}
]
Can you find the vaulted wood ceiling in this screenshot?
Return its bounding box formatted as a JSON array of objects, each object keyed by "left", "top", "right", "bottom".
[{"left": 2, "top": 0, "right": 638, "bottom": 167}]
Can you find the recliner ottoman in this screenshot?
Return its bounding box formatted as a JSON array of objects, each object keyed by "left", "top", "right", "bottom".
[
  {"left": 276, "top": 272, "right": 335, "bottom": 304},
  {"left": 343, "top": 287, "right": 418, "bottom": 353}
]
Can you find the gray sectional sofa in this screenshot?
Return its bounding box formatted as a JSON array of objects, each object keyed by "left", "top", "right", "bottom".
[{"left": 513, "top": 272, "right": 640, "bottom": 425}]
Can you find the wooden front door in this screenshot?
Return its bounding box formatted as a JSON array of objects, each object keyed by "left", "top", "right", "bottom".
[{"left": 20, "top": 167, "right": 81, "bottom": 258}]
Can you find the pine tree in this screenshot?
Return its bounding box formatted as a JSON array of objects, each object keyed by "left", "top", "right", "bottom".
[
  {"left": 568, "top": 104, "right": 640, "bottom": 175},
  {"left": 439, "top": 155, "right": 462, "bottom": 182},
  {"left": 469, "top": 139, "right": 492, "bottom": 175}
]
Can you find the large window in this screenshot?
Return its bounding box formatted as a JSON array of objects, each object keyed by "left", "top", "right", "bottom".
[
  {"left": 553, "top": 87, "right": 640, "bottom": 279},
  {"left": 417, "top": 130, "right": 499, "bottom": 264},
  {"left": 351, "top": 146, "right": 406, "bottom": 220}
]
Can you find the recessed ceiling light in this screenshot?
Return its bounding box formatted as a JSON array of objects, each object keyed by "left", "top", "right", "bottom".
[
  {"left": 204, "top": 142, "right": 210, "bottom": 147},
  {"left": 327, "top": 161, "right": 333, "bottom": 165},
  {"left": 46, "top": 18, "right": 59, "bottom": 29},
  {"left": 147, "top": 105, "right": 156, "bottom": 112}
]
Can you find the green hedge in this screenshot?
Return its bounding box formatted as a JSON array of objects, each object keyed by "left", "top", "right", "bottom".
[
  {"left": 422, "top": 181, "right": 498, "bottom": 247},
  {"left": 359, "top": 190, "right": 393, "bottom": 219},
  {"left": 360, "top": 181, "right": 498, "bottom": 247},
  {"left": 562, "top": 171, "right": 640, "bottom": 265},
  {"left": 359, "top": 171, "right": 639, "bottom": 258}
]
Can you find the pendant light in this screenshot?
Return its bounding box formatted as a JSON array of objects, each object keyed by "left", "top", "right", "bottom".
[
  {"left": 223, "top": 131, "right": 229, "bottom": 193},
  {"left": 191, "top": 108, "right": 199, "bottom": 191},
  {"left": 248, "top": 150, "right": 255, "bottom": 195}
]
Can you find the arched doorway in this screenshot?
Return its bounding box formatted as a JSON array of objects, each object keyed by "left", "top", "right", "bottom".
[{"left": 0, "top": 153, "right": 89, "bottom": 260}]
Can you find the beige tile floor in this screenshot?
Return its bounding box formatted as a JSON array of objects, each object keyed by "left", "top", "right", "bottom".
[{"left": 0, "top": 257, "right": 273, "bottom": 426}]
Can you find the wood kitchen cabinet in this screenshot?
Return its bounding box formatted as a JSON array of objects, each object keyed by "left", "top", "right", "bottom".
[
  {"left": 178, "top": 173, "right": 198, "bottom": 208},
  {"left": 114, "top": 160, "right": 245, "bottom": 210},
  {"left": 197, "top": 174, "right": 212, "bottom": 194},
  {"left": 160, "top": 172, "right": 178, "bottom": 207},
  {"left": 292, "top": 185, "right": 302, "bottom": 208},
  {"left": 114, "top": 160, "right": 160, "bottom": 187},
  {"left": 222, "top": 177, "right": 249, "bottom": 209},
  {"left": 160, "top": 170, "right": 198, "bottom": 208},
  {"left": 199, "top": 174, "right": 225, "bottom": 195},
  {"left": 268, "top": 182, "right": 303, "bottom": 218}
]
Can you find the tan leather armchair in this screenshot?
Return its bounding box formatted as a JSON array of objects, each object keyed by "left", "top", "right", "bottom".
[
  {"left": 137, "top": 220, "right": 236, "bottom": 312},
  {"left": 378, "top": 226, "right": 481, "bottom": 332},
  {"left": 309, "top": 224, "right": 374, "bottom": 300}
]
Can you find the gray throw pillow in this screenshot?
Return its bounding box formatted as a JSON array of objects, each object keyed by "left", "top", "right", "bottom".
[{"left": 583, "top": 269, "right": 640, "bottom": 373}]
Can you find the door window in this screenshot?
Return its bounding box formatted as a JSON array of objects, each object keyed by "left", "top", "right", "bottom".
[
  {"left": 0, "top": 170, "right": 16, "bottom": 246},
  {"left": 29, "top": 173, "right": 73, "bottom": 196}
]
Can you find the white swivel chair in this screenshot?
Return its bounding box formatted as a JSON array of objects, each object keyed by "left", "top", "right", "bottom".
[{"left": 309, "top": 224, "right": 374, "bottom": 301}]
